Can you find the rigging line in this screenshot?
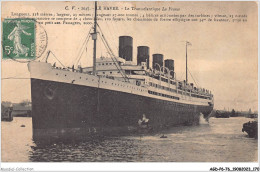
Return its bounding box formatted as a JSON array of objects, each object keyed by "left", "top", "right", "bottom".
[
  {"left": 103, "top": 1, "right": 120, "bottom": 51},
  {"left": 1, "top": 69, "right": 30, "bottom": 81},
  {"left": 96, "top": 76, "right": 101, "bottom": 115},
  {"left": 49, "top": 51, "right": 66, "bottom": 68},
  {"left": 2, "top": 67, "right": 53, "bottom": 97},
  {"left": 97, "top": 24, "right": 129, "bottom": 80},
  {"left": 99, "top": 30, "right": 103, "bottom": 57},
  {"left": 99, "top": 16, "right": 118, "bottom": 52},
  {"left": 99, "top": 23, "right": 118, "bottom": 53},
  {"left": 99, "top": 2, "right": 119, "bottom": 52},
  {"left": 179, "top": 72, "right": 184, "bottom": 80},
  {"left": 74, "top": 29, "right": 92, "bottom": 60},
  {"left": 97, "top": 25, "right": 117, "bottom": 57},
  {"left": 109, "top": 21, "right": 120, "bottom": 52},
  {"left": 74, "top": 29, "right": 92, "bottom": 66},
  {"left": 98, "top": 31, "right": 129, "bottom": 81},
  {"left": 2, "top": 77, "right": 30, "bottom": 80},
  {"left": 84, "top": 34, "right": 96, "bottom": 66},
  {"left": 75, "top": 33, "right": 91, "bottom": 67},
  {"left": 188, "top": 68, "right": 200, "bottom": 88},
  {"left": 97, "top": 28, "right": 129, "bottom": 81},
  {"left": 40, "top": 52, "right": 47, "bottom": 61},
  {"left": 73, "top": 31, "right": 92, "bottom": 67},
  {"left": 189, "top": 67, "right": 201, "bottom": 87}
]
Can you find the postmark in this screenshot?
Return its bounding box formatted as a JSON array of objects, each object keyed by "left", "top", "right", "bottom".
[
  {"left": 35, "top": 22, "right": 48, "bottom": 59},
  {"left": 2, "top": 18, "right": 48, "bottom": 62}
]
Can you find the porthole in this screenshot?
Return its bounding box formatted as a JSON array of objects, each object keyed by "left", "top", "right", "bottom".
[
  {"left": 65, "top": 75, "right": 67, "bottom": 76},
  {"left": 56, "top": 73, "right": 58, "bottom": 75}
]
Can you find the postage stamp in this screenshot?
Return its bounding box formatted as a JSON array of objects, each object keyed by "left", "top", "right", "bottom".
[{"left": 2, "top": 18, "right": 35, "bottom": 59}]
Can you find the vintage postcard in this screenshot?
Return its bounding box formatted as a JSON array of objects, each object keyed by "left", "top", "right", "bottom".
[{"left": 1, "top": 1, "right": 258, "bottom": 171}]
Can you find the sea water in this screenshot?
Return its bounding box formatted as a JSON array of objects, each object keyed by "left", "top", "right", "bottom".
[{"left": 1, "top": 116, "right": 257, "bottom": 162}]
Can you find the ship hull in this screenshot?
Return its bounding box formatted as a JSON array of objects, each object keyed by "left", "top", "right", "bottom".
[{"left": 31, "top": 78, "right": 213, "bottom": 140}]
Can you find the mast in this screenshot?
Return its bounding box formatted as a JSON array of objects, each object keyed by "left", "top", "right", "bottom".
[
  {"left": 185, "top": 41, "right": 191, "bottom": 83},
  {"left": 92, "top": 1, "right": 97, "bottom": 75},
  {"left": 186, "top": 41, "right": 188, "bottom": 83}
]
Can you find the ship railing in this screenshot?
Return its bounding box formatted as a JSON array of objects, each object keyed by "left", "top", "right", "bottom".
[
  {"left": 150, "top": 65, "right": 178, "bottom": 89},
  {"left": 52, "top": 66, "right": 71, "bottom": 72},
  {"left": 148, "top": 69, "right": 214, "bottom": 98}
]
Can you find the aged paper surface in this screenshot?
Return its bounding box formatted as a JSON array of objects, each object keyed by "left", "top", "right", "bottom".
[{"left": 1, "top": 1, "right": 258, "bottom": 171}]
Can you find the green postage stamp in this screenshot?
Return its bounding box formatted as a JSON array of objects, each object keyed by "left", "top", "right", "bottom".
[{"left": 2, "top": 18, "right": 35, "bottom": 59}]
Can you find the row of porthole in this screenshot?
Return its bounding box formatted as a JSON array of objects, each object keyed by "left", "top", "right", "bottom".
[
  {"left": 98, "top": 62, "right": 115, "bottom": 66},
  {"left": 150, "top": 81, "right": 211, "bottom": 100},
  {"left": 56, "top": 72, "right": 145, "bottom": 92},
  {"left": 56, "top": 73, "right": 95, "bottom": 82},
  {"left": 110, "top": 82, "right": 145, "bottom": 92},
  {"left": 99, "top": 79, "right": 145, "bottom": 92},
  {"left": 153, "top": 99, "right": 201, "bottom": 109},
  {"left": 191, "top": 94, "right": 211, "bottom": 100},
  {"left": 148, "top": 90, "right": 180, "bottom": 100}
]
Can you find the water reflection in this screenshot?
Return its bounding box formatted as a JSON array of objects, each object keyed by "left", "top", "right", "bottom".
[
  {"left": 29, "top": 136, "right": 148, "bottom": 162},
  {"left": 2, "top": 117, "right": 258, "bottom": 162}
]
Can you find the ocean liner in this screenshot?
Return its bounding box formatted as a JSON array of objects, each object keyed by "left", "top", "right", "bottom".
[{"left": 28, "top": 2, "right": 214, "bottom": 139}]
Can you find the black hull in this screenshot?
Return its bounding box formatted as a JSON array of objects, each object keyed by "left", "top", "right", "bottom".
[
  {"left": 31, "top": 78, "right": 213, "bottom": 139},
  {"left": 242, "top": 121, "right": 258, "bottom": 139}
]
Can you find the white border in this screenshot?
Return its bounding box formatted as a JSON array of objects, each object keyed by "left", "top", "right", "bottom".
[{"left": 1, "top": 162, "right": 260, "bottom": 171}]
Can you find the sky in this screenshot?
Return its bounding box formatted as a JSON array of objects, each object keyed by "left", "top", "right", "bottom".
[{"left": 1, "top": 1, "right": 258, "bottom": 112}]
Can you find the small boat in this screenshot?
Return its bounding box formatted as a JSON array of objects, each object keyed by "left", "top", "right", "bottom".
[
  {"left": 215, "top": 110, "right": 230, "bottom": 118},
  {"left": 1, "top": 105, "right": 13, "bottom": 122},
  {"left": 245, "top": 113, "right": 258, "bottom": 118},
  {"left": 242, "top": 121, "right": 258, "bottom": 138},
  {"left": 138, "top": 114, "right": 150, "bottom": 129},
  {"left": 160, "top": 135, "right": 167, "bottom": 138}
]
